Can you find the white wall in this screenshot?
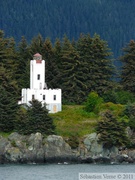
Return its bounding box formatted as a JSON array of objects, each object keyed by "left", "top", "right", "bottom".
[
  {"left": 30, "top": 60, "right": 45, "bottom": 90},
  {"left": 21, "top": 88, "right": 62, "bottom": 113},
  {"left": 21, "top": 55, "right": 62, "bottom": 113}
]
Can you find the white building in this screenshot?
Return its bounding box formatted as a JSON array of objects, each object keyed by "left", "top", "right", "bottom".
[{"left": 19, "top": 53, "right": 62, "bottom": 113}]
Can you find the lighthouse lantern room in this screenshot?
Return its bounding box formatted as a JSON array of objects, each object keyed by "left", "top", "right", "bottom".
[{"left": 19, "top": 53, "right": 62, "bottom": 113}]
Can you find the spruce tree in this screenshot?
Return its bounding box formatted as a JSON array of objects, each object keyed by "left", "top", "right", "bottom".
[
  {"left": 42, "top": 38, "right": 60, "bottom": 89},
  {"left": 15, "top": 99, "right": 55, "bottom": 135},
  {"left": 77, "top": 34, "right": 115, "bottom": 97},
  {"left": 120, "top": 40, "right": 135, "bottom": 93},
  {"left": 0, "top": 66, "right": 19, "bottom": 132},
  {"left": 29, "top": 34, "right": 44, "bottom": 55},
  {"left": 91, "top": 34, "right": 115, "bottom": 95},
  {"left": 60, "top": 35, "right": 87, "bottom": 104},
  {"left": 17, "top": 36, "right": 31, "bottom": 90},
  {"left": 96, "top": 110, "right": 130, "bottom": 148}
]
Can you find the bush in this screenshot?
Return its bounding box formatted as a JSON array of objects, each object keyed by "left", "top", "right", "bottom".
[
  {"left": 100, "top": 102, "right": 124, "bottom": 117},
  {"left": 84, "top": 91, "right": 103, "bottom": 113}
]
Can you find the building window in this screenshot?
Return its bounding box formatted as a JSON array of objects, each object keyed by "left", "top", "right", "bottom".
[
  {"left": 37, "top": 74, "right": 40, "bottom": 80},
  {"left": 43, "top": 95, "right": 45, "bottom": 100},
  {"left": 32, "top": 94, "right": 35, "bottom": 100},
  {"left": 53, "top": 95, "right": 56, "bottom": 100}
]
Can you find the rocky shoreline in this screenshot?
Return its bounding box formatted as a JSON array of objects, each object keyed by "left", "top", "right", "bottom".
[{"left": 0, "top": 132, "right": 135, "bottom": 164}]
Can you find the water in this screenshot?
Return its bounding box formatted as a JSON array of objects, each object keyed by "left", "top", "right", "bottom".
[{"left": 0, "top": 164, "right": 135, "bottom": 180}]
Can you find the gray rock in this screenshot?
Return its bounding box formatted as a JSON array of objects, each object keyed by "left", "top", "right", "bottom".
[
  {"left": 44, "top": 135, "right": 72, "bottom": 158},
  {"left": 83, "top": 133, "right": 103, "bottom": 157},
  {"left": 128, "top": 149, "right": 135, "bottom": 160},
  {"left": 28, "top": 132, "right": 43, "bottom": 150},
  {"left": 0, "top": 132, "right": 135, "bottom": 164},
  {"left": 5, "top": 147, "right": 23, "bottom": 163},
  {"left": 0, "top": 137, "right": 10, "bottom": 155},
  {"left": 8, "top": 132, "right": 25, "bottom": 142}
]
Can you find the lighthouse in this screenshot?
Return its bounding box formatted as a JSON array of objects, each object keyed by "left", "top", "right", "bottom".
[{"left": 20, "top": 53, "right": 62, "bottom": 113}]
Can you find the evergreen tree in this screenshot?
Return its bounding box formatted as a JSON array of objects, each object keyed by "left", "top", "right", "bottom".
[
  {"left": 0, "top": 31, "right": 19, "bottom": 91},
  {"left": 0, "top": 31, "right": 19, "bottom": 132},
  {"left": 0, "top": 66, "right": 19, "bottom": 132},
  {"left": 15, "top": 99, "right": 55, "bottom": 135},
  {"left": 77, "top": 34, "right": 115, "bottom": 97},
  {"left": 0, "top": 30, "right": 8, "bottom": 62},
  {"left": 42, "top": 38, "right": 60, "bottom": 88},
  {"left": 16, "top": 36, "right": 31, "bottom": 90},
  {"left": 29, "top": 34, "right": 44, "bottom": 55},
  {"left": 96, "top": 110, "right": 130, "bottom": 148},
  {"left": 91, "top": 34, "right": 115, "bottom": 95},
  {"left": 76, "top": 33, "right": 93, "bottom": 95},
  {"left": 120, "top": 40, "right": 135, "bottom": 93},
  {"left": 123, "top": 103, "right": 135, "bottom": 132},
  {"left": 60, "top": 35, "right": 87, "bottom": 104},
  {"left": 53, "top": 38, "right": 62, "bottom": 70}
]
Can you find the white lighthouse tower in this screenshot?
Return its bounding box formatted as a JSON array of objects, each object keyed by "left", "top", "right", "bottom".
[{"left": 20, "top": 53, "right": 62, "bottom": 113}]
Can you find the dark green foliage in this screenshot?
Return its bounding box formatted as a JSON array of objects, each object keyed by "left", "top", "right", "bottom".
[
  {"left": 0, "top": 66, "right": 19, "bottom": 132},
  {"left": 103, "top": 89, "right": 135, "bottom": 104},
  {"left": 0, "top": 33, "right": 19, "bottom": 132},
  {"left": 15, "top": 100, "right": 55, "bottom": 135},
  {"left": 60, "top": 36, "right": 87, "bottom": 104},
  {"left": 76, "top": 34, "right": 115, "bottom": 97},
  {"left": 16, "top": 36, "right": 31, "bottom": 90},
  {"left": 0, "top": 30, "right": 115, "bottom": 105},
  {"left": 123, "top": 103, "right": 135, "bottom": 131},
  {"left": 84, "top": 91, "right": 103, "bottom": 113},
  {"left": 120, "top": 40, "right": 135, "bottom": 93},
  {"left": 42, "top": 38, "right": 60, "bottom": 89},
  {"left": 96, "top": 110, "right": 130, "bottom": 148}
]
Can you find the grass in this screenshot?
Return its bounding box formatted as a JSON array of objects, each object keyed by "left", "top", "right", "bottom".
[
  {"left": 50, "top": 103, "right": 125, "bottom": 139},
  {"left": 0, "top": 131, "right": 12, "bottom": 138},
  {"left": 50, "top": 105, "right": 98, "bottom": 138},
  {"left": 0, "top": 103, "right": 125, "bottom": 141}
]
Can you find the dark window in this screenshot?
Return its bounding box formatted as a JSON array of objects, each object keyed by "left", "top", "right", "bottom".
[
  {"left": 53, "top": 95, "right": 56, "bottom": 100},
  {"left": 32, "top": 95, "right": 35, "bottom": 100},
  {"left": 37, "top": 74, "right": 40, "bottom": 80},
  {"left": 43, "top": 95, "right": 45, "bottom": 100}
]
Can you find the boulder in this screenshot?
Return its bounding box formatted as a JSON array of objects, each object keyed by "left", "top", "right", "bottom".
[
  {"left": 0, "top": 132, "right": 135, "bottom": 164},
  {"left": 5, "top": 147, "right": 23, "bottom": 163},
  {"left": 44, "top": 135, "right": 74, "bottom": 163},
  {"left": 83, "top": 133, "right": 103, "bottom": 157},
  {"left": 128, "top": 149, "right": 135, "bottom": 162},
  {"left": 0, "top": 136, "right": 10, "bottom": 155},
  {"left": 24, "top": 132, "right": 44, "bottom": 163}
]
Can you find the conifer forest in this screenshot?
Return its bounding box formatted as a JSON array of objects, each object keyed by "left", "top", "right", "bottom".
[{"left": 1, "top": 0, "right": 135, "bottom": 139}]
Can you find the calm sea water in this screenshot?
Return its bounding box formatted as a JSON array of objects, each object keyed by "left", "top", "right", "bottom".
[{"left": 0, "top": 164, "right": 135, "bottom": 180}]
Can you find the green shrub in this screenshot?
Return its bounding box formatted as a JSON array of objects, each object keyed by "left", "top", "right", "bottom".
[
  {"left": 100, "top": 102, "right": 124, "bottom": 117},
  {"left": 84, "top": 91, "right": 103, "bottom": 113}
]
